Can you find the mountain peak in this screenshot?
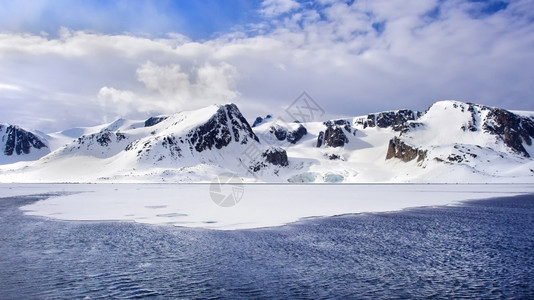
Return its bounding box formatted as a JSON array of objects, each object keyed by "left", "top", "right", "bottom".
[
  {"left": 0, "top": 123, "right": 50, "bottom": 164},
  {"left": 1, "top": 101, "right": 534, "bottom": 183}
]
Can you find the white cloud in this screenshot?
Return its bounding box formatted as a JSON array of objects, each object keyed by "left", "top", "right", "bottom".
[
  {"left": 260, "top": 0, "right": 300, "bottom": 17},
  {"left": 97, "top": 87, "right": 141, "bottom": 116},
  {"left": 0, "top": 83, "right": 22, "bottom": 91},
  {"left": 1, "top": 0, "right": 533, "bottom": 132},
  {"left": 96, "top": 60, "right": 239, "bottom": 118}
]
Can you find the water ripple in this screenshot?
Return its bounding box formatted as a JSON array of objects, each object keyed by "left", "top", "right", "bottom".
[{"left": 0, "top": 194, "right": 533, "bottom": 298}]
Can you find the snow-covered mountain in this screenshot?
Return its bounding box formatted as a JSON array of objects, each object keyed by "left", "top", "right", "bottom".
[
  {"left": 0, "top": 123, "right": 50, "bottom": 164},
  {"left": 1, "top": 100, "right": 533, "bottom": 183},
  {"left": 0, "top": 104, "right": 287, "bottom": 182},
  {"left": 382, "top": 101, "right": 534, "bottom": 181}
]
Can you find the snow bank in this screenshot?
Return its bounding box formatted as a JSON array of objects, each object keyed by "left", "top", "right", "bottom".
[{"left": 7, "top": 183, "right": 534, "bottom": 230}]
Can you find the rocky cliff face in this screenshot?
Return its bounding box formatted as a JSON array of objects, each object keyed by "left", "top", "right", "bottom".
[
  {"left": 262, "top": 147, "right": 289, "bottom": 166},
  {"left": 186, "top": 104, "right": 259, "bottom": 153},
  {"left": 386, "top": 136, "right": 427, "bottom": 163},
  {"left": 48, "top": 104, "right": 264, "bottom": 165},
  {"left": 420, "top": 101, "right": 534, "bottom": 158},
  {"left": 249, "top": 146, "right": 289, "bottom": 173},
  {"left": 121, "top": 104, "right": 260, "bottom": 163},
  {"left": 3, "top": 100, "right": 534, "bottom": 183},
  {"left": 144, "top": 116, "right": 168, "bottom": 127},
  {"left": 483, "top": 108, "right": 534, "bottom": 157},
  {"left": 316, "top": 120, "right": 352, "bottom": 148},
  {"left": 269, "top": 124, "right": 307, "bottom": 144},
  {"left": 0, "top": 124, "right": 49, "bottom": 156},
  {"left": 355, "top": 110, "right": 422, "bottom": 131},
  {"left": 384, "top": 101, "right": 534, "bottom": 169}
]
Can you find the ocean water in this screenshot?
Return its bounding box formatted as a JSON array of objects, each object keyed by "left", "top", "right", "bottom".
[{"left": 0, "top": 193, "right": 533, "bottom": 299}]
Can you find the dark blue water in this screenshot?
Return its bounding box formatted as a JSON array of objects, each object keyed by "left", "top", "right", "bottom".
[{"left": 1, "top": 193, "right": 533, "bottom": 299}]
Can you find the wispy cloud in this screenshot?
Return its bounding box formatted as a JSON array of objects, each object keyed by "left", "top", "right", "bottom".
[
  {"left": 260, "top": 0, "right": 300, "bottom": 17},
  {"left": 0, "top": 83, "right": 22, "bottom": 91}
]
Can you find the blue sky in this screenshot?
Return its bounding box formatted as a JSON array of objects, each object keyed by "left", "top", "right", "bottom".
[
  {"left": 0, "top": 0, "right": 265, "bottom": 39},
  {"left": 0, "top": 0, "right": 533, "bottom": 132}
]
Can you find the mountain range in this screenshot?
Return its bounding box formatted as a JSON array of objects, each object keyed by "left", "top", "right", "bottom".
[{"left": 1, "top": 100, "right": 533, "bottom": 183}]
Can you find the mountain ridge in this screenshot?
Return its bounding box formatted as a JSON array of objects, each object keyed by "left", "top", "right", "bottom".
[{"left": 1, "top": 100, "right": 533, "bottom": 183}]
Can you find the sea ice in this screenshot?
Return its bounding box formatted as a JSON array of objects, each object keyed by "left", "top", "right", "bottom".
[{"left": 4, "top": 183, "right": 533, "bottom": 230}]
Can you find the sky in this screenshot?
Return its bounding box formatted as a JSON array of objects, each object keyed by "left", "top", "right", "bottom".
[{"left": 0, "top": 0, "right": 533, "bottom": 132}]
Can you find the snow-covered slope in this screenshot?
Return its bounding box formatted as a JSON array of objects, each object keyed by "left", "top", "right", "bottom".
[
  {"left": 1, "top": 100, "right": 533, "bottom": 183},
  {"left": 383, "top": 101, "right": 534, "bottom": 182},
  {"left": 0, "top": 104, "right": 287, "bottom": 182},
  {"left": 250, "top": 109, "right": 425, "bottom": 182},
  {"left": 250, "top": 100, "right": 534, "bottom": 183}
]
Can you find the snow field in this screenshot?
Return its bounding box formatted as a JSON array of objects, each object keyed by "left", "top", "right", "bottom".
[{"left": 6, "top": 183, "right": 533, "bottom": 230}]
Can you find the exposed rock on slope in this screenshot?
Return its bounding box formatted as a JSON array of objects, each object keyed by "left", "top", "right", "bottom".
[
  {"left": 252, "top": 115, "right": 272, "bottom": 127},
  {"left": 316, "top": 120, "right": 352, "bottom": 148},
  {"left": 2, "top": 100, "right": 534, "bottom": 183},
  {"left": 61, "top": 128, "right": 131, "bottom": 158},
  {"left": 386, "top": 137, "right": 427, "bottom": 163},
  {"left": 144, "top": 116, "right": 168, "bottom": 127},
  {"left": 191, "top": 104, "right": 258, "bottom": 151},
  {"left": 483, "top": 108, "right": 534, "bottom": 157},
  {"left": 269, "top": 124, "right": 307, "bottom": 144},
  {"left": 383, "top": 101, "right": 534, "bottom": 178},
  {"left": 24, "top": 103, "right": 288, "bottom": 182},
  {"left": 355, "top": 110, "right": 422, "bottom": 131},
  {"left": 186, "top": 104, "right": 259, "bottom": 153},
  {"left": 1, "top": 125, "right": 47, "bottom": 155},
  {"left": 0, "top": 123, "right": 49, "bottom": 163},
  {"left": 262, "top": 147, "right": 289, "bottom": 166},
  {"left": 419, "top": 101, "right": 534, "bottom": 158}
]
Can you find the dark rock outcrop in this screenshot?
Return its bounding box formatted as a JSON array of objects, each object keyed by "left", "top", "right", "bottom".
[
  {"left": 125, "top": 104, "right": 262, "bottom": 163},
  {"left": 76, "top": 129, "right": 127, "bottom": 148},
  {"left": 323, "top": 127, "right": 348, "bottom": 148},
  {"left": 316, "top": 131, "right": 325, "bottom": 147},
  {"left": 270, "top": 126, "right": 287, "bottom": 141},
  {"left": 252, "top": 115, "right": 272, "bottom": 127},
  {"left": 144, "top": 116, "right": 168, "bottom": 127},
  {"left": 483, "top": 108, "right": 534, "bottom": 157},
  {"left": 328, "top": 154, "right": 341, "bottom": 160},
  {"left": 1, "top": 124, "right": 48, "bottom": 156},
  {"left": 456, "top": 102, "right": 482, "bottom": 132},
  {"left": 316, "top": 120, "right": 351, "bottom": 148},
  {"left": 262, "top": 147, "right": 289, "bottom": 166},
  {"left": 125, "top": 134, "right": 183, "bottom": 161},
  {"left": 386, "top": 136, "right": 427, "bottom": 162},
  {"left": 269, "top": 124, "right": 308, "bottom": 144},
  {"left": 127, "top": 135, "right": 183, "bottom": 161},
  {"left": 227, "top": 104, "right": 260, "bottom": 144},
  {"left": 357, "top": 110, "right": 422, "bottom": 131},
  {"left": 187, "top": 104, "right": 259, "bottom": 153},
  {"left": 429, "top": 101, "right": 534, "bottom": 158},
  {"left": 161, "top": 136, "right": 182, "bottom": 157},
  {"left": 287, "top": 125, "right": 307, "bottom": 144}
]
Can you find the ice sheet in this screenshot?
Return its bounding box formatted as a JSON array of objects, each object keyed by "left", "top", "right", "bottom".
[{"left": 6, "top": 183, "right": 534, "bottom": 230}]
